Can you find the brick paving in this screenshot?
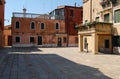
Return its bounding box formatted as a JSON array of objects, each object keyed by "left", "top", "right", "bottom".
[{"left": 0, "top": 47, "right": 120, "bottom": 79}]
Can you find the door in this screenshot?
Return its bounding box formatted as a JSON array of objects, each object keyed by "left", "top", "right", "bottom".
[
  {"left": 8, "top": 36, "right": 12, "bottom": 46},
  {"left": 58, "top": 37, "right": 62, "bottom": 47},
  {"left": 38, "top": 36, "right": 42, "bottom": 45}
]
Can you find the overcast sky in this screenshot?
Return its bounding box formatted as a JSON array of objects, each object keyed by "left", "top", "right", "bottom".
[{"left": 5, "top": 0, "right": 82, "bottom": 25}]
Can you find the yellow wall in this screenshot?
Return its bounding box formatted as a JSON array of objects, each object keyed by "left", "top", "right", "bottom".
[
  {"left": 83, "top": 36, "right": 92, "bottom": 52},
  {"left": 98, "top": 35, "right": 112, "bottom": 53}
]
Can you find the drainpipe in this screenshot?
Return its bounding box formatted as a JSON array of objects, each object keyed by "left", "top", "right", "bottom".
[
  {"left": 90, "top": 0, "right": 92, "bottom": 22},
  {"left": 111, "top": 1, "right": 114, "bottom": 54}
]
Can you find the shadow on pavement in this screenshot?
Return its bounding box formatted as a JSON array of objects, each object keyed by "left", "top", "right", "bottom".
[
  {"left": 0, "top": 47, "right": 42, "bottom": 54},
  {"left": 0, "top": 48, "right": 112, "bottom": 79}
]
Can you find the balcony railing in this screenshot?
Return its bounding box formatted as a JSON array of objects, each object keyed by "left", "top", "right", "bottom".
[
  {"left": 13, "top": 12, "right": 65, "bottom": 20},
  {"left": 13, "top": 12, "right": 50, "bottom": 19},
  {"left": 76, "top": 21, "right": 112, "bottom": 33}
]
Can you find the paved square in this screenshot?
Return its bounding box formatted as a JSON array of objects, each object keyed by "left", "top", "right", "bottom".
[{"left": 0, "top": 47, "right": 120, "bottom": 79}]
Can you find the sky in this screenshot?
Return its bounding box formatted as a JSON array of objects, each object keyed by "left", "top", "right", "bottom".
[{"left": 5, "top": 0, "right": 83, "bottom": 26}]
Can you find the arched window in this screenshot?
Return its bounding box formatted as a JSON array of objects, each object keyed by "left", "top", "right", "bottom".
[
  {"left": 40, "top": 23, "right": 45, "bottom": 29},
  {"left": 15, "top": 21, "right": 20, "bottom": 29},
  {"left": 55, "top": 23, "right": 59, "bottom": 29},
  {"left": 31, "top": 22, "right": 35, "bottom": 29}
]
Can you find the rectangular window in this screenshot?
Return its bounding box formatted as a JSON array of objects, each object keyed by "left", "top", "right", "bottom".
[
  {"left": 15, "top": 22, "right": 20, "bottom": 29},
  {"left": 114, "top": 9, "right": 120, "bottom": 23},
  {"left": 15, "top": 37, "right": 20, "bottom": 43},
  {"left": 104, "top": 13, "right": 110, "bottom": 22},
  {"left": 30, "top": 37, "right": 34, "bottom": 43},
  {"left": 63, "top": 37, "right": 67, "bottom": 43},
  {"left": 70, "top": 10, "right": 74, "bottom": 16},
  {"left": 105, "top": 40, "right": 109, "bottom": 48},
  {"left": 112, "top": 36, "right": 120, "bottom": 46}
]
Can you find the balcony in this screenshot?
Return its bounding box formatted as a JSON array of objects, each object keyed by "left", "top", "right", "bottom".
[
  {"left": 100, "top": 0, "right": 111, "bottom": 8},
  {"left": 12, "top": 12, "right": 50, "bottom": 19},
  {"left": 76, "top": 21, "right": 112, "bottom": 34}
]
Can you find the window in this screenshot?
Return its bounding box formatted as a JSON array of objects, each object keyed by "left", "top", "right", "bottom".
[
  {"left": 15, "top": 37, "right": 20, "bottom": 43},
  {"left": 70, "top": 10, "right": 74, "bottom": 16},
  {"left": 104, "top": 13, "right": 110, "bottom": 22},
  {"left": 105, "top": 40, "right": 109, "bottom": 48},
  {"left": 75, "top": 37, "right": 78, "bottom": 43},
  {"left": 55, "top": 23, "right": 59, "bottom": 29},
  {"left": 112, "top": 36, "right": 120, "bottom": 46},
  {"left": 31, "top": 22, "right": 35, "bottom": 29},
  {"left": 63, "top": 37, "right": 67, "bottom": 43},
  {"left": 96, "top": 17, "right": 99, "bottom": 22},
  {"left": 30, "top": 37, "right": 34, "bottom": 43},
  {"left": 15, "top": 21, "right": 20, "bottom": 29},
  {"left": 114, "top": 9, "right": 120, "bottom": 23},
  {"left": 40, "top": 23, "right": 45, "bottom": 29}
]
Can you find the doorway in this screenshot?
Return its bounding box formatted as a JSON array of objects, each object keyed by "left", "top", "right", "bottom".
[
  {"left": 58, "top": 37, "right": 62, "bottom": 47},
  {"left": 38, "top": 36, "right": 42, "bottom": 45},
  {"left": 8, "top": 36, "right": 12, "bottom": 46}
]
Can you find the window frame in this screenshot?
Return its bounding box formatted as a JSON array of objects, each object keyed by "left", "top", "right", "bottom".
[
  {"left": 15, "top": 21, "right": 20, "bottom": 29},
  {"left": 30, "top": 37, "right": 34, "bottom": 43},
  {"left": 30, "top": 22, "right": 35, "bottom": 29},
  {"left": 15, "top": 36, "right": 20, "bottom": 43},
  {"left": 55, "top": 23, "right": 60, "bottom": 30},
  {"left": 114, "top": 9, "right": 120, "bottom": 23},
  {"left": 40, "top": 23, "right": 45, "bottom": 30},
  {"left": 104, "top": 13, "right": 110, "bottom": 22}
]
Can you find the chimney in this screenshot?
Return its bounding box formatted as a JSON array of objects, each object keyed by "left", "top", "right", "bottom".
[
  {"left": 75, "top": 2, "right": 76, "bottom": 7},
  {"left": 23, "top": 8, "right": 27, "bottom": 17}
]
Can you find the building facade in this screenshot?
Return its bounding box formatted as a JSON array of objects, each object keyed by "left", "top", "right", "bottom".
[
  {"left": 0, "top": 0, "right": 5, "bottom": 47},
  {"left": 112, "top": 0, "right": 120, "bottom": 54},
  {"left": 4, "top": 25, "right": 12, "bottom": 46},
  {"left": 12, "top": 6, "right": 83, "bottom": 47},
  {"left": 77, "top": 0, "right": 113, "bottom": 54}
]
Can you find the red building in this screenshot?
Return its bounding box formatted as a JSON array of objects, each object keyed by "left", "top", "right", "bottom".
[
  {"left": 12, "top": 6, "right": 83, "bottom": 47},
  {"left": 4, "top": 25, "right": 12, "bottom": 46},
  {"left": 0, "top": 0, "right": 5, "bottom": 47}
]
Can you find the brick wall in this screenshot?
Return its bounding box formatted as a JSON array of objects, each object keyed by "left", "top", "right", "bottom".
[
  {"left": 0, "top": 0, "right": 5, "bottom": 47},
  {"left": 12, "top": 18, "right": 67, "bottom": 47}
]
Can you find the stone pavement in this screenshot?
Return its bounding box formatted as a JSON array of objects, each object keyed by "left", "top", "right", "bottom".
[{"left": 0, "top": 47, "right": 120, "bottom": 79}]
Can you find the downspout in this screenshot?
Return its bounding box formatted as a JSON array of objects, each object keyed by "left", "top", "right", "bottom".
[
  {"left": 111, "top": 1, "right": 113, "bottom": 54},
  {"left": 90, "top": 0, "right": 92, "bottom": 22}
]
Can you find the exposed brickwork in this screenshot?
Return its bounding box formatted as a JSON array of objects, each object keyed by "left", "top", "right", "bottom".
[
  {"left": 4, "top": 25, "right": 12, "bottom": 46},
  {"left": 12, "top": 6, "right": 83, "bottom": 47},
  {"left": 0, "top": 0, "right": 5, "bottom": 47}
]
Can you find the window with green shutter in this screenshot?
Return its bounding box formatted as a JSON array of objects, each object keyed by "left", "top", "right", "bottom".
[{"left": 114, "top": 9, "right": 120, "bottom": 23}]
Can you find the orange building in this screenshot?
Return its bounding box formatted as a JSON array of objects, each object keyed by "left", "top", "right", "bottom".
[
  {"left": 0, "top": 0, "right": 5, "bottom": 47},
  {"left": 12, "top": 6, "right": 83, "bottom": 47},
  {"left": 4, "top": 25, "right": 12, "bottom": 46}
]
